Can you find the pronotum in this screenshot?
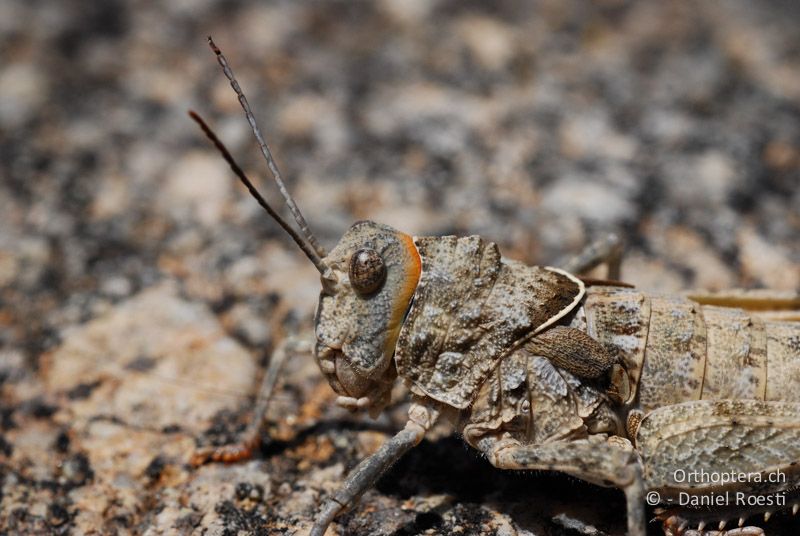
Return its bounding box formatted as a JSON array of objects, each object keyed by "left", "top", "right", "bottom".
[{"left": 190, "top": 37, "right": 800, "bottom": 536}]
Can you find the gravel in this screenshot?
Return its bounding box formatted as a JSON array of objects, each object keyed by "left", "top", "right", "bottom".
[{"left": 1, "top": 1, "right": 798, "bottom": 534}]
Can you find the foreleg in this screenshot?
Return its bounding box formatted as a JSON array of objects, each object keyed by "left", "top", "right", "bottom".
[{"left": 310, "top": 402, "right": 439, "bottom": 536}]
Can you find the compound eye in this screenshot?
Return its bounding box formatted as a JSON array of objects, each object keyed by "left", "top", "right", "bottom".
[{"left": 349, "top": 248, "right": 386, "bottom": 295}]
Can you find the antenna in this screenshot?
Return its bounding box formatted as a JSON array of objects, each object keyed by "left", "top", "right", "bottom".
[
  {"left": 207, "top": 36, "right": 328, "bottom": 259},
  {"left": 188, "top": 110, "right": 330, "bottom": 275}
]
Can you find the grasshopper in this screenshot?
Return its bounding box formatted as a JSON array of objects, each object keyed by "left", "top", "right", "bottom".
[{"left": 189, "top": 38, "right": 800, "bottom": 536}]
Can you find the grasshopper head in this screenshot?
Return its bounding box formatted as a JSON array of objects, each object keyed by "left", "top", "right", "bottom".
[
  {"left": 315, "top": 221, "right": 421, "bottom": 415},
  {"left": 189, "top": 101, "right": 420, "bottom": 417}
]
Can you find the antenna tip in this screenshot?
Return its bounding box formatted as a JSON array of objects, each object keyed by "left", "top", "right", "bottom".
[
  {"left": 207, "top": 36, "right": 220, "bottom": 54},
  {"left": 187, "top": 110, "right": 205, "bottom": 129}
]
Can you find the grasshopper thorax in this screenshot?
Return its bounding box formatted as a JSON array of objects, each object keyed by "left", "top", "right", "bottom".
[{"left": 314, "top": 221, "right": 421, "bottom": 415}]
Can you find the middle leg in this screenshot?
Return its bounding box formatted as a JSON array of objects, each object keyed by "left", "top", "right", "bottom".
[
  {"left": 562, "top": 233, "right": 623, "bottom": 279},
  {"left": 482, "top": 436, "right": 646, "bottom": 536},
  {"left": 190, "top": 337, "right": 307, "bottom": 465}
]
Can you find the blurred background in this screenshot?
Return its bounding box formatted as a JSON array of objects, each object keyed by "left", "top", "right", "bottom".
[{"left": 1, "top": 0, "right": 798, "bottom": 534}]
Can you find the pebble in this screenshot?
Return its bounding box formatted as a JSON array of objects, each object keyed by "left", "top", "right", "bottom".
[{"left": 161, "top": 151, "right": 232, "bottom": 227}]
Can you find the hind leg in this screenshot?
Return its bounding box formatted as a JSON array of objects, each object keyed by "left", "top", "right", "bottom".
[{"left": 685, "top": 289, "right": 800, "bottom": 321}]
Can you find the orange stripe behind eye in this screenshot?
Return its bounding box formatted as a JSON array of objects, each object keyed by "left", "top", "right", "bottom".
[
  {"left": 398, "top": 232, "right": 422, "bottom": 297},
  {"left": 382, "top": 232, "right": 422, "bottom": 359}
]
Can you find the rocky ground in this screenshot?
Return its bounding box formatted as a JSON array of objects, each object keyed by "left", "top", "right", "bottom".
[{"left": 1, "top": 0, "right": 799, "bottom": 535}]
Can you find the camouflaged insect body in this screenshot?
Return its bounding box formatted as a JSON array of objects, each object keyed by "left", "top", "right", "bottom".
[
  {"left": 311, "top": 220, "right": 800, "bottom": 536},
  {"left": 314, "top": 222, "right": 586, "bottom": 410},
  {"left": 395, "top": 235, "right": 585, "bottom": 409}
]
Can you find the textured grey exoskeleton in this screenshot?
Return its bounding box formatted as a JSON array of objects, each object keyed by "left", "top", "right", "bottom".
[{"left": 191, "top": 38, "right": 800, "bottom": 536}]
